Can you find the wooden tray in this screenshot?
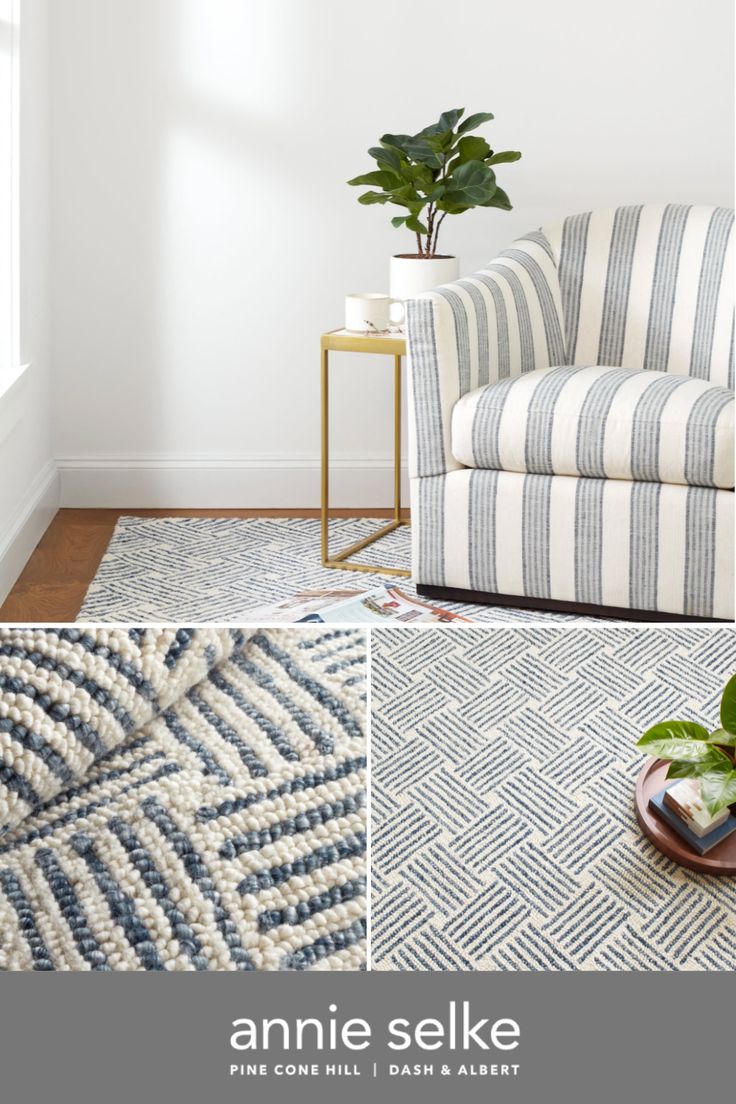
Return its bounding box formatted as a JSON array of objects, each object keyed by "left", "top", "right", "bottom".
[{"left": 635, "top": 759, "right": 736, "bottom": 875}]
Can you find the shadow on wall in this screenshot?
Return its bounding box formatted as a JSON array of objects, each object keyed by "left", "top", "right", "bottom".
[
  {"left": 49, "top": 0, "right": 735, "bottom": 505},
  {"left": 54, "top": 2, "right": 354, "bottom": 494}
]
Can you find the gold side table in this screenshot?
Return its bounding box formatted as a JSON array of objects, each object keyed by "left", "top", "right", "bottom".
[{"left": 321, "top": 328, "right": 410, "bottom": 577}]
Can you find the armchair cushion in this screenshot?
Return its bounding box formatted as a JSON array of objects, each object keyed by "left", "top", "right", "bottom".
[{"left": 451, "top": 364, "right": 734, "bottom": 489}]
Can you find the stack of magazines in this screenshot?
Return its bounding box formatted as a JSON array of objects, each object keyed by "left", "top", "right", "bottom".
[{"left": 246, "top": 586, "right": 472, "bottom": 624}]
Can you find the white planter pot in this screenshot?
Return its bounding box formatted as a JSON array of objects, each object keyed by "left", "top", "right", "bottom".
[{"left": 389, "top": 254, "right": 460, "bottom": 302}]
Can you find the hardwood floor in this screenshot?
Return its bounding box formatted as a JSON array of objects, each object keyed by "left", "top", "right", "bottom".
[{"left": 0, "top": 508, "right": 408, "bottom": 623}]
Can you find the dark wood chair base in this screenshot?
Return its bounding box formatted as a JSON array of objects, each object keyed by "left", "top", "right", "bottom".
[{"left": 416, "top": 585, "right": 731, "bottom": 624}]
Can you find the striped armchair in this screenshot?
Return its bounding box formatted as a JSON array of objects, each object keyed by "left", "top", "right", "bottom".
[{"left": 407, "top": 205, "right": 734, "bottom": 621}]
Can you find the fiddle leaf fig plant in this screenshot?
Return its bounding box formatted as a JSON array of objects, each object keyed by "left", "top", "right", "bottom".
[
  {"left": 636, "top": 673, "right": 736, "bottom": 816},
  {"left": 347, "top": 108, "right": 521, "bottom": 257}
]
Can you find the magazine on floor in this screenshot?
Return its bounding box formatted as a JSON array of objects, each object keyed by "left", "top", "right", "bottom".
[{"left": 247, "top": 585, "right": 473, "bottom": 623}]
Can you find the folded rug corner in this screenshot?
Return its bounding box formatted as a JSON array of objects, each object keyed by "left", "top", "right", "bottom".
[{"left": 0, "top": 626, "right": 366, "bottom": 972}]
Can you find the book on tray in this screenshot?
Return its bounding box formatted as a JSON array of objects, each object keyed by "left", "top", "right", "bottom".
[
  {"left": 663, "top": 777, "right": 731, "bottom": 837},
  {"left": 649, "top": 783, "right": 736, "bottom": 856}
]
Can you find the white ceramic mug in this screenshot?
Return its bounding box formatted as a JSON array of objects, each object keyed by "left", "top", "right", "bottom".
[{"left": 344, "top": 293, "right": 404, "bottom": 333}]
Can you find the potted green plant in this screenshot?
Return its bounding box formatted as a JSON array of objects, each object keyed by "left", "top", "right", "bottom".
[
  {"left": 347, "top": 108, "right": 521, "bottom": 301},
  {"left": 636, "top": 673, "right": 736, "bottom": 816}
]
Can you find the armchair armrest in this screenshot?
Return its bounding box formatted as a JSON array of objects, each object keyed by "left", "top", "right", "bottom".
[{"left": 406, "top": 232, "right": 566, "bottom": 478}]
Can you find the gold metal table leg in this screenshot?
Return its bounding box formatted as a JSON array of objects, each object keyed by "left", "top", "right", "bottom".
[
  {"left": 394, "top": 353, "right": 402, "bottom": 524},
  {"left": 321, "top": 346, "right": 329, "bottom": 566},
  {"left": 320, "top": 344, "right": 410, "bottom": 578}
]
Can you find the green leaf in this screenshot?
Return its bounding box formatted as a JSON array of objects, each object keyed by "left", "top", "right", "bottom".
[
  {"left": 666, "top": 760, "right": 703, "bottom": 780},
  {"left": 706, "top": 727, "right": 736, "bottom": 747},
  {"left": 455, "top": 135, "right": 492, "bottom": 164},
  {"left": 381, "top": 132, "right": 444, "bottom": 167},
  {"left": 347, "top": 170, "right": 400, "bottom": 189},
  {"left": 438, "top": 107, "right": 464, "bottom": 132},
  {"left": 423, "top": 132, "right": 455, "bottom": 154},
  {"left": 368, "top": 145, "right": 403, "bottom": 172},
  {"left": 357, "top": 191, "right": 391, "bottom": 205},
  {"left": 380, "top": 133, "right": 415, "bottom": 153},
  {"left": 637, "top": 720, "right": 714, "bottom": 762},
  {"left": 637, "top": 720, "right": 710, "bottom": 746},
  {"left": 486, "top": 150, "right": 522, "bottom": 165},
  {"left": 390, "top": 183, "right": 425, "bottom": 206},
  {"left": 666, "top": 746, "right": 733, "bottom": 777},
  {"left": 698, "top": 763, "right": 736, "bottom": 816},
  {"left": 405, "top": 215, "right": 429, "bottom": 235},
  {"left": 417, "top": 108, "right": 464, "bottom": 139},
  {"left": 400, "top": 138, "right": 443, "bottom": 169},
  {"left": 443, "top": 160, "right": 498, "bottom": 207},
  {"left": 639, "top": 739, "right": 724, "bottom": 762},
  {"left": 448, "top": 160, "right": 496, "bottom": 187},
  {"left": 436, "top": 199, "right": 471, "bottom": 215},
  {"left": 482, "top": 186, "right": 512, "bottom": 210},
  {"left": 406, "top": 162, "right": 434, "bottom": 189},
  {"left": 391, "top": 215, "right": 408, "bottom": 228},
  {"left": 457, "top": 111, "right": 495, "bottom": 135},
  {"left": 719, "top": 673, "right": 736, "bottom": 733}
]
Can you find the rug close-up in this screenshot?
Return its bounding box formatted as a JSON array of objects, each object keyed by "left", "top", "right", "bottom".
[
  {"left": 371, "top": 626, "right": 736, "bottom": 971},
  {"left": 0, "top": 626, "right": 366, "bottom": 971}
]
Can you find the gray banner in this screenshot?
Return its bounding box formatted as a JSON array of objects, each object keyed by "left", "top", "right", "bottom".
[{"left": 0, "top": 971, "right": 730, "bottom": 1102}]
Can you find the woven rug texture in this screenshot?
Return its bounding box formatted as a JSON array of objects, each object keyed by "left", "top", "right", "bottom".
[
  {"left": 78, "top": 516, "right": 591, "bottom": 623},
  {"left": 371, "top": 626, "right": 736, "bottom": 971},
  {"left": 0, "top": 627, "right": 366, "bottom": 971}
]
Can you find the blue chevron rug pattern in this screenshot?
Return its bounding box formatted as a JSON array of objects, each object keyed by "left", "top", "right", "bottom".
[
  {"left": 78, "top": 516, "right": 588, "bottom": 623},
  {"left": 0, "top": 627, "right": 366, "bottom": 971},
  {"left": 371, "top": 626, "right": 736, "bottom": 971}
]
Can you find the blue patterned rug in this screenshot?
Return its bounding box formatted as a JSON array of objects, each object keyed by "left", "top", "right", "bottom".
[
  {"left": 0, "top": 626, "right": 366, "bottom": 971},
  {"left": 371, "top": 626, "right": 736, "bottom": 971},
  {"left": 79, "top": 516, "right": 589, "bottom": 623}
]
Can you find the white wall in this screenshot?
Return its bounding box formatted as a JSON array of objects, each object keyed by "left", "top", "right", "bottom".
[
  {"left": 0, "top": 0, "right": 56, "bottom": 601},
  {"left": 49, "top": 0, "right": 734, "bottom": 507}
]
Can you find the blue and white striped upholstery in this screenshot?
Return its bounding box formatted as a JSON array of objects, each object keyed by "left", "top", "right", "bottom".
[
  {"left": 413, "top": 471, "right": 732, "bottom": 618},
  {"left": 452, "top": 366, "right": 734, "bottom": 488},
  {"left": 408, "top": 230, "right": 566, "bottom": 480},
  {"left": 407, "top": 204, "right": 735, "bottom": 618},
  {"left": 553, "top": 206, "right": 734, "bottom": 381}
]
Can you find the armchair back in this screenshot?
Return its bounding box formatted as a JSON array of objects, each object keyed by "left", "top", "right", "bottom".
[
  {"left": 407, "top": 204, "right": 734, "bottom": 479},
  {"left": 546, "top": 204, "right": 733, "bottom": 385}
]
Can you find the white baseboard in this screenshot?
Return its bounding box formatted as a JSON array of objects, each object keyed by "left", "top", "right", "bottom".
[
  {"left": 0, "top": 459, "right": 60, "bottom": 605},
  {"left": 57, "top": 454, "right": 410, "bottom": 509}
]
